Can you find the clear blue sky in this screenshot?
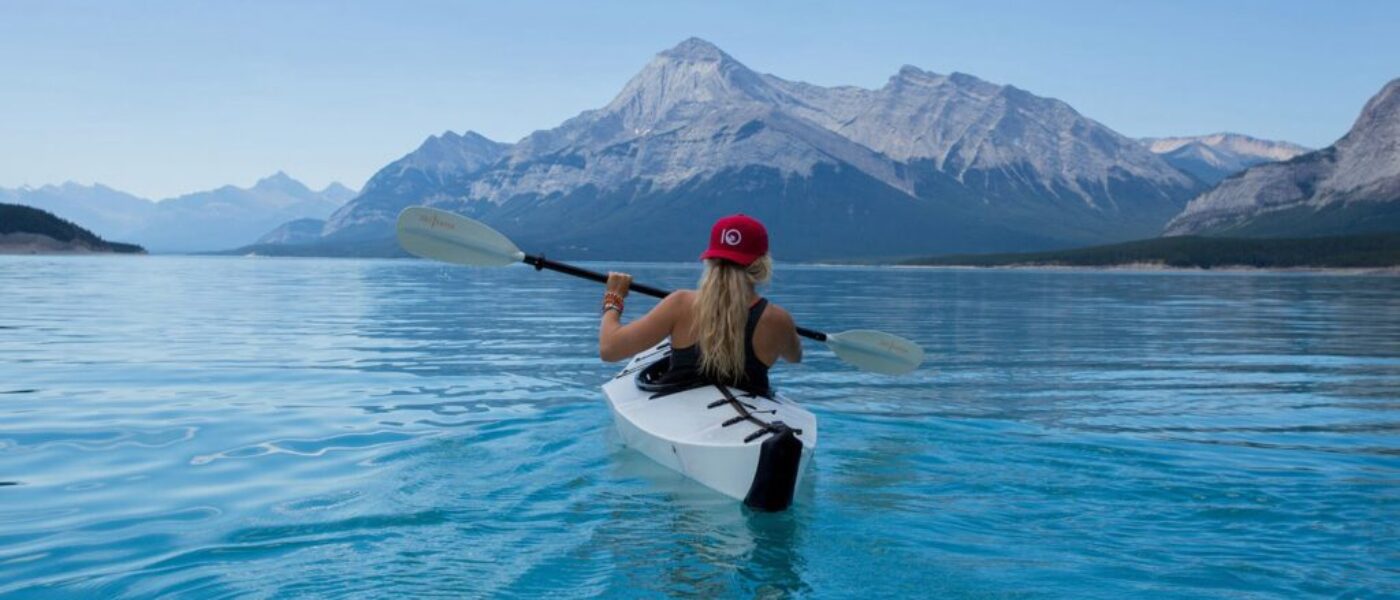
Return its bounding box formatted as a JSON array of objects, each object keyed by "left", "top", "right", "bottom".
[{"left": 2, "top": 0, "right": 1396, "bottom": 199}]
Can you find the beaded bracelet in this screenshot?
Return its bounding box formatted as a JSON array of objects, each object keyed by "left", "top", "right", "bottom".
[{"left": 602, "top": 291, "right": 625, "bottom": 315}]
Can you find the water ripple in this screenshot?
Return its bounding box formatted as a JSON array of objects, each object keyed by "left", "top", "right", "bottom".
[{"left": 0, "top": 257, "right": 1396, "bottom": 598}]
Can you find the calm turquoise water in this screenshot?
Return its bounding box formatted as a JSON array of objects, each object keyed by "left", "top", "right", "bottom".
[{"left": 1, "top": 256, "right": 1397, "bottom": 598}]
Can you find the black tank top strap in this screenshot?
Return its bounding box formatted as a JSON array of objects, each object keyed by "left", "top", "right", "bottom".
[
  {"left": 741, "top": 298, "right": 772, "bottom": 396},
  {"left": 744, "top": 298, "right": 769, "bottom": 350}
]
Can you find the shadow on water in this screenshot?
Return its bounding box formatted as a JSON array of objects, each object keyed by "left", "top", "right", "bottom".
[
  {"left": 605, "top": 446, "right": 810, "bottom": 597},
  {"left": 738, "top": 511, "right": 808, "bottom": 598}
]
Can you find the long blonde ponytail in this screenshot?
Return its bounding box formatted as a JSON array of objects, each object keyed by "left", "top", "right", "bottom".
[{"left": 693, "top": 254, "right": 772, "bottom": 384}]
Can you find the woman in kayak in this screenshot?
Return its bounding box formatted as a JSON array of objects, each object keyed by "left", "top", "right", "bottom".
[{"left": 598, "top": 214, "right": 801, "bottom": 395}]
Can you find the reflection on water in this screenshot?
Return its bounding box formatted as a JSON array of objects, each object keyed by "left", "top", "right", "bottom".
[{"left": 0, "top": 256, "right": 1397, "bottom": 598}]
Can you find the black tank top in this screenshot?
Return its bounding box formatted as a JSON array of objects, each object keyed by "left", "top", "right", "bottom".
[{"left": 665, "top": 298, "right": 772, "bottom": 396}]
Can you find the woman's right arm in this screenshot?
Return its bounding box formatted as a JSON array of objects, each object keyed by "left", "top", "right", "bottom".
[{"left": 598, "top": 278, "right": 683, "bottom": 362}]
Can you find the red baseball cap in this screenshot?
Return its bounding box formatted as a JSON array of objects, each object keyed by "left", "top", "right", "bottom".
[{"left": 700, "top": 214, "right": 768, "bottom": 266}]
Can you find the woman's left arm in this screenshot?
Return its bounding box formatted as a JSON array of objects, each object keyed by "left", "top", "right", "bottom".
[
  {"left": 598, "top": 272, "right": 680, "bottom": 362},
  {"left": 776, "top": 307, "right": 802, "bottom": 364}
]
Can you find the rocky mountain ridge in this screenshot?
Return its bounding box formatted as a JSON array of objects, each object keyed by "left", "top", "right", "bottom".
[{"left": 1165, "top": 79, "right": 1400, "bottom": 237}]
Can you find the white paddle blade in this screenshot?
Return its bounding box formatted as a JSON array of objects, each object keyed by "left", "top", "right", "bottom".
[
  {"left": 825, "top": 329, "right": 924, "bottom": 375},
  {"left": 396, "top": 206, "right": 525, "bottom": 267}
]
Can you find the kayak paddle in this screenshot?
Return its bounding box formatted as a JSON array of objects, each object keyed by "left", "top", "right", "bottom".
[{"left": 395, "top": 206, "right": 925, "bottom": 375}]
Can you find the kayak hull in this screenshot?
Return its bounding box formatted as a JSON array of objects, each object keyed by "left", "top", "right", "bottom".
[{"left": 602, "top": 341, "right": 817, "bottom": 509}]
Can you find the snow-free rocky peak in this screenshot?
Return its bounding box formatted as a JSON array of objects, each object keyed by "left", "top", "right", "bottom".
[
  {"left": 661, "top": 36, "right": 729, "bottom": 61},
  {"left": 1326, "top": 78, "right": 1400, "bottom": 194},
  {"left": 252, "top": 171, "right": 313, "bottom": 195},
  {"left": 1164, "top": 78, "right": 1400, "bottom": 237},
  {"left": 318, "top": 182, "right": 358, "bottom": 205},
  {"left": 398, "top": 131, "right": 512, "bottom": 174},
  {"left": 321, "top": 130, "right": 513, "bottom": 240}
]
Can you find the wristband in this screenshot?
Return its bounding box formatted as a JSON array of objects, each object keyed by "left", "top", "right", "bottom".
[
  {"left": 603, "top": 291, "right": 625, "bottom": 315},
  {"left": 603, "top": 291, "right": 625, "bottom": 314}
]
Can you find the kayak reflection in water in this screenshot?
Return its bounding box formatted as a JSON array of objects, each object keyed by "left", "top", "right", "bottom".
[{"left": 598, "top": 214, "right": 802, "bottom": 396}]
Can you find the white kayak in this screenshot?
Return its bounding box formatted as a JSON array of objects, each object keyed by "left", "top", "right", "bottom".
[{"left": 602, "top": 340, "right": 818, "bottom": 511}]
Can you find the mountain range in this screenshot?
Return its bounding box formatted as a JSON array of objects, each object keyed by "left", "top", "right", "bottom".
[
  {"left": 284, "top": 38, "right": 1236, "bottom": 260},
  {"left": 0, "top": 173, "right": 356, "bottom": 253},
  {"left": 16, "top": 39, "right": 1369, "bottom": 260},
  {"left": 1141, "top": 134, "right": 1310, "bottom": 185},
  {"left": 1165, "top": 78, "right": 1400, "bottom": 237}
]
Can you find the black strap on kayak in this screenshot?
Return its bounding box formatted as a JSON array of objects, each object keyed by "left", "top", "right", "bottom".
[{"left": 715, "top": 384, "right": 802, "bottom": 443}]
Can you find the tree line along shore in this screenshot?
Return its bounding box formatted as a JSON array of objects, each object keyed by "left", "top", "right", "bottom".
[
  {"left": 901, "top": 233, "right": 1400, "bottom": 270},
  {"left": 0, "top": 203, "right": 145, "bottom": 255}
]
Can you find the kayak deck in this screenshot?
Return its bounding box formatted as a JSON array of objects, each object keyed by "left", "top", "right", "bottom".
[{"left": 602, "top": 340, "right": 817, "bottom": 509}]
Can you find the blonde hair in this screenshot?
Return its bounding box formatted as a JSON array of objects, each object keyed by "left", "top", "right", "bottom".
[{"left": 693, "top": 254, "right": 772, "bottom": 384}]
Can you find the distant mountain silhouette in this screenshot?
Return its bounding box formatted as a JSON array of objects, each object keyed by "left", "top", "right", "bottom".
[
  {"left": 0, "top": 173, "right": 357, "bottom": 253},
  {"left": 0, "top": 183, "right": 153, "bottom": 241},
  {"left": 1142, "top": 133, "right": 1310, "bottom": 185}
]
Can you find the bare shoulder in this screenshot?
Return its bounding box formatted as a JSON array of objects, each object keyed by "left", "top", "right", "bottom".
[
  {"left": 763, "top": 302, "right": 796, "bottom": 328},
  {"left": 759, "top": 301, "right": 800, "bottom": 361},
  {"left": 664, "top": 289, "right": 696, "bottom": 305},
  {"left": 658, "top": 289, "right": 696, "bottom": 312}
]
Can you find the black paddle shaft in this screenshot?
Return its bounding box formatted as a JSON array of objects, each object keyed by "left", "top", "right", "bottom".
[{"left": 521, "top": 254, "right": 827, "bottom": 342}]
